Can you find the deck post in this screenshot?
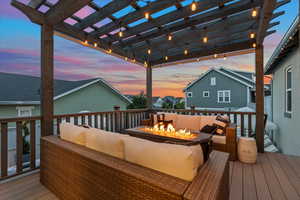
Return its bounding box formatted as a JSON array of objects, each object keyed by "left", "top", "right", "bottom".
[
  {"left": 255, "top": 44, "right": 264, "bottom": 153},
  {"left": 40, "top": 24, "right": 54, "bottom": 137},
  {"left": 146, "top": 66, "right": 153, "bottom": 110}
]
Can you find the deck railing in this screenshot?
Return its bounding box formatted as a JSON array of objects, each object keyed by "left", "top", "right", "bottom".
[{"left": 0, "top": 109, "right": 148, "bottom": 180}]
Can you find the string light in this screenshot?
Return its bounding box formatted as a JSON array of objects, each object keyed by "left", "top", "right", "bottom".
[
  {"left": 203, "top": 37, "right": 208, "bottom": 43},
  {"left": 191, "top": 1, "right": 197, "bottom": 11},
  {"left": 250, "top": 33, "right": 255, "bottom": 39},
  {"left": 168, "top": 34, "right": 172, "bottom": 41},
  {"left": 118, "top": 31, "right": 123, "bottom": 37},
  {"left": 133, "top": 59, "right": 136, "bottom": 63},
  {"left": 252, "top": 9, "right": 258, "bottom": 17},
  {"left": 165, "top": 56, "right": 168, "bottom": 61},
  {"left": 94, "top": 43, "right": 98, "bottom": 47},
  {"left": 252, "top": 43, "right": 257, "bottom": 48},
  {"left": 125, "top": 57, "right": 128, "bottom": 61},
  {"left": 147, "top": 49, "right": 151, "bottom": 55},
  {"left": 145, "top": 12, "right": 150, "bottom": 20},
  {"left": 223, "top": 55, "right": 227, "bottom": 60},
  {"left": 214, "top": 54, "right": 218, "bottom": 58},
  {"left": 84, "top": 40, "right": 88, "bottom": 45},
  {"left": 184, "top": 49, "right": 188, "bottom": 55},
  {"left": 144, "top": 61, "right": 148, "bottom": 67},
  {"left": 107, "top": 49, "right": 112, "bottom": 54}
]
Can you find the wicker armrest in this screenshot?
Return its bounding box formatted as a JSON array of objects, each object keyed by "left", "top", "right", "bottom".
[
  {"left": 184, "top": 151, "right": 230, "bottom": 200},
  {"left": 225, "top": 123, "right": 237, "bottom": 160}
]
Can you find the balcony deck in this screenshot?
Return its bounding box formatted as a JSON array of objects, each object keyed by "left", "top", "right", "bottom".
[{"left": 1, "top": 153, "right": 300, "bottom": 200}]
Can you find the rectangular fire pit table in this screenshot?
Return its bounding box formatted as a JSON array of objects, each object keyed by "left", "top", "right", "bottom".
[{"left": 123, "top": 126, "right": 212, "bottom": 162}]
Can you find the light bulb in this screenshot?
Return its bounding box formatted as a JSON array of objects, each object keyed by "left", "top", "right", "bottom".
[
  {"left": 184, "top": 49, "right": 188, "bottom": 55},
  {"left": 118, "top": 31, "right": 123, "bottom": 37},
  {"left": 191, "top": 2, "right": 197, "bottom": 11},
  {"left": 147, "top": 49, "right": 151, "bottom": 55},
  {"left": 168, "top": 35, "right": 172, "bottom": 41},
  {"left": 165, "top": 56, "right": 168, "bottom": 61},
  {"left": 203, "top": 37, "right": 208, "bottom": 43},
  {"left": 252, "top": 9, "right": 257, "bottom": 17},
  {"left": 250, "top": 33, "right": 255, "bottom": 39},
  {"left": 94, "top": 43, "right": 97, "bottom": 47},
  {"left": 145, "top": 12, "right": 150, "bottom": 20}
]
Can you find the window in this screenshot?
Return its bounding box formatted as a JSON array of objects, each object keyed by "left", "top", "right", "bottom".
[
  {"left": 203, "top": 91, "right": 210, "bottom": 98},
  {"left": 187, "top": 92, "right": 193, "bottom": 98},
  {"left": 17, "top": 106, "right": 33, "bottom": 117},
  {"left": 211, "top": 77, "right": 216, "bottom": 86},
  {"left": 285, "top": 67, "right": 292, "bottom": 114},
  {"left": 218, "top": 90, "right": 231, "bottom": 103}
]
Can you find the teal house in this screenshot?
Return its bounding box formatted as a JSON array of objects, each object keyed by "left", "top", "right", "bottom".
[{"left": 0, "top": 72, "right": 131, "bottom": 119}]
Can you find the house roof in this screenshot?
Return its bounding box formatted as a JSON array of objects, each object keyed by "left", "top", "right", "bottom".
[
  {"left": 265, "top": 16, "right": 299, "bottom": 75},
  {"left": 183, "top": 68, "right": 255, "bottom": 91},
  {"left": 0, "top": 72, "right": 131, "bottom": 105}
]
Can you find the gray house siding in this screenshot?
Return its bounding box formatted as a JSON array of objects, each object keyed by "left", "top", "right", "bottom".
[
  {"left": 185, "top": 70, "right": 249, "bottom": 109},
  {"left": 271, "top": 48, "right": 300, "bottom": 156}
]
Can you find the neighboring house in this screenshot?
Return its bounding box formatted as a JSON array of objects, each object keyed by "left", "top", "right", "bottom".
[
  {"left": 152, "top": 97, "right": 164, "bottom": 108},
  {"left": 265, "top": 16, "right": 300, "bottom": 156},
  {"left": 0, "top": 72, "right": 131, "bottom": 118},
  {"left": 163, "top": 96, "right": 176, "bottom": 105},
  {"left": 183, "top": 68, "right": 259, "bottom": 110}
]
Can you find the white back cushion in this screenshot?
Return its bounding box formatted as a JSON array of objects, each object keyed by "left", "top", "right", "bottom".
[
  {"left": 175, "top": 114, "right": 202, "bottom": 131},
  {"left": 123, "top": 136, "right": 203, "bottom": 181},
  {"left": 60, "top": 123, "right": 87, "bottom": 145},
  {"left": 85, "top": 128, "right": 128, "bottom": 159}
]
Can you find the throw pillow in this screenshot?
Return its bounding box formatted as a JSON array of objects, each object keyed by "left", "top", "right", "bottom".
[
  {"left": 213, "top": 123, "right": 226, "bottom": 136},
  {"left": 200, "top": 124, "right": 218, "bottom": 134}
]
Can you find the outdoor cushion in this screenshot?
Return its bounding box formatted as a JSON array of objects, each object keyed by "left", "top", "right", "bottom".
[
  {"left": 175, "top": 114, "right": 202, "bottom": 131},
  {"left": 123, "top": 136, "right": 204, "bottom": 181},
  {"left": 85, "top": 128, "right": 128, "bottom": 159},
  {"left": 60, "top": 122, "right": 87, "bottom": 146},
  {"left": 212, "top": 135, "right": 226, "bottom": 144}
]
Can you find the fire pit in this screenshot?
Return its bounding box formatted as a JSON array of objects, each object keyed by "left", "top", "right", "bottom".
[
  {"left": 141, "top": 122, "right": 197, "bottom": 140},
  {"left": 123, "top": 125, "right": 212, "bottom": 161}
]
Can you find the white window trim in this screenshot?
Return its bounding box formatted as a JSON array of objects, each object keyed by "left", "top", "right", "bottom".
[
  {"left": 16, "top": 106, "right": 34, "bottom": 117},
  {"left": 203, "top": 91, "right": 210, "bottom": 98},
  {"left": 217, "top": 90, "right": 231, "bottom": 103},
  {"left": 211, "top": 77, "right": 216, "bottom": 86},
  {"left": 187, "top": 92, "right": 193, "bottom": 98},
  {"left": 285, "top": 66, "right": 292, "bottom": 114}
]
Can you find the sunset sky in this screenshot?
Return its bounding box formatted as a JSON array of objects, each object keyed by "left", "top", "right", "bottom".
[{"left": 0, "top": 0, "right": 298, "bottom": 97}]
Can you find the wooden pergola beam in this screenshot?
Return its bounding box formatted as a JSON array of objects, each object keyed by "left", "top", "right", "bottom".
[
  {"left": 105, "top": 0, "right": 234, "bottom": 43},
  {"left": 45, "top": 0, "right": 92, "bottom": 25},
  {"left": 150, "top": 39, "right": 255, "bottom": 66},
  {"left": 11, "top": 0, "right": 45, "bottom": 24},
  {"left": 74, "top": 0, "right": 133, "bottom": 30},
  {"left": 118, "top": 0, "right": 262, "bottom": 47},
  {"left": 146, "top": 67, "right": 152, "bottom": 109},
  {"left": 90, "top": 0, "right": 181, "bottom": 37}
]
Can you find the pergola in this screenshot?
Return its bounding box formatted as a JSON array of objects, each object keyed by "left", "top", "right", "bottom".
[{"left": 12, "top": 0, "right": 289, "bottom": 153}]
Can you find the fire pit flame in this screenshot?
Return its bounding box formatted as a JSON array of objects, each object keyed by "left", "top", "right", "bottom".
[{"left": 144, "top": 123, "right": 195, "bottom": 139}]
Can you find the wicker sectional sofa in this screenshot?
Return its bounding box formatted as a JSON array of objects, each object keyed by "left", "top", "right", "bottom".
[{"left": 41, "top": 135, "right": 230, "bottom": 200}]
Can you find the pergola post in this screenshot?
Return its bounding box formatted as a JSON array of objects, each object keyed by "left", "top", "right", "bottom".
[
  {"left": 255, "top": 44, "right": 264, "bottom": 153},
  {"left": 40, "top": 24, "right": 54, "bottom": 137},
  {"left": 146, "top": 66, "right": 153, "bottom": 110}
]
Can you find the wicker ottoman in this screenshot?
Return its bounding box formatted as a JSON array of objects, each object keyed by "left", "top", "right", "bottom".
[{"left": 238, "top": 137, "right": 257, "bottom": 164}]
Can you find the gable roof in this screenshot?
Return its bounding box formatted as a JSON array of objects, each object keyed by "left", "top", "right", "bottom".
[
  {"left": 0, "top": 72, "right": 131, "bottom": 105},
  {"left": 265, "top": 16, "right": 299, "bottom": 74},
  {"left": 183, "top": 68, "right": 254, "bottom": 91}
]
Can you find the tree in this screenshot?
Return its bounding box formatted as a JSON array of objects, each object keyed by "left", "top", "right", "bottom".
[
  {"left": 127, "top": 92, "right": 147, "bottom": 109},
  {"left": 174, "top": 101, "right": 185, "bottom": 109}
]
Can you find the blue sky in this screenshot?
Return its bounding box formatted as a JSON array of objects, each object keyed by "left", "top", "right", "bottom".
[{"left": 0, "top": 0, "right": 298, "bottom": 97}]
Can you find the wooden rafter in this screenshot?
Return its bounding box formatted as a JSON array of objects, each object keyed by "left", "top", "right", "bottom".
[
  {"left": 106, "top": 0, "right": 235, "bottom": 44},
  {"left": 118, "top": 0, "right": 262, "bottom": 47},
  {"left": 74, "top": 0, "right": 133, "bottom": 30},
  {"left": 90, "top": 0, "right": 181, "bottom": 37},
  {"left": 45, "top": 0, "right": 92, "bottom": 25}
]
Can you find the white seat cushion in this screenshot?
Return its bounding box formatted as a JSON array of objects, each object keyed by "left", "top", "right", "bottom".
[
  {"left": 60, "top": 122, "right": 87, "bottom": 145},
  {"left": 85, "top": 128, "right": 128, "bottom": 159},
  {"left": 175, "top": 114, "right": 201, "bottom": 131},
  {"left": 212, "top": 135, "right": 226, "bottom": 144},
  {"left": 123, "top": 136, "right": 204, "bottom": 181}
]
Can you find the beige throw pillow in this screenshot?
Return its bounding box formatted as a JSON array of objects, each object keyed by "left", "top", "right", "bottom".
[
  {"left": 85, "top": 128, "right": 128, "bottom": 159},
  {"left": 123, "top": 136, "right": 204, "bottom": 181},
  {"left": 60, "top": 122, "right": 87, "bottom": 146}
]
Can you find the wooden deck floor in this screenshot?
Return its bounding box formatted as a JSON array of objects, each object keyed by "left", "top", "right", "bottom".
[{"left": 1, "top": 153, "right": 300, "bottom": 200}]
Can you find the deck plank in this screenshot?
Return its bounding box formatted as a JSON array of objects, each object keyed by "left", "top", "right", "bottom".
[
  {"left": 252, "top": 154, "right": 272, "bottom": 200},
  {"left": 242, "top": 163, "right": 257, "bottom": 200},
  {"left": 229, "top": 161, "right": 243, "bottom": 200}
]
